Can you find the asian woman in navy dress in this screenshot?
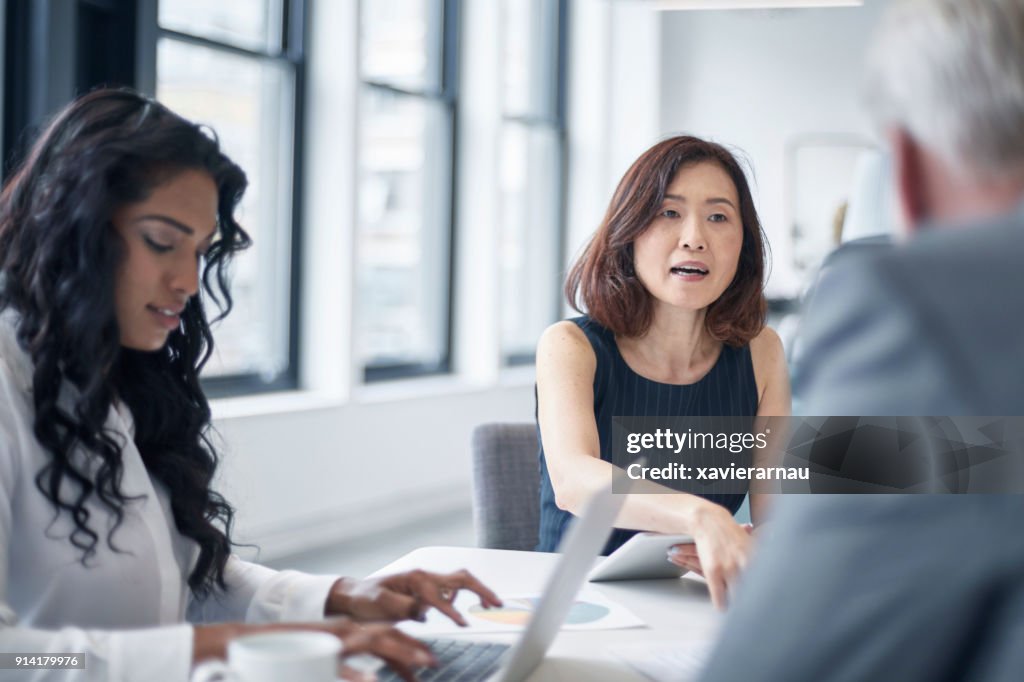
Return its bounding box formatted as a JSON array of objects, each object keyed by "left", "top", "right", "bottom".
[{"left": 535, "top": 136, "right": 790, "bottom": 610}]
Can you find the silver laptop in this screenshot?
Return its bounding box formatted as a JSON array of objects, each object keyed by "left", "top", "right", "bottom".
[{"left": 379, "top": 481, "right": 625, "bottom": 682}]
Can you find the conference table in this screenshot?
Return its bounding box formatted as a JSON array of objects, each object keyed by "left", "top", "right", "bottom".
[{"left": 369, "top": 546, "right": 724, "bottom": 682}]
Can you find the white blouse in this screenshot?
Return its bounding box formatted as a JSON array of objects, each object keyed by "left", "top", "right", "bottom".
[{"left": 0, "top": 312, "right": 338, "bottom": 681}]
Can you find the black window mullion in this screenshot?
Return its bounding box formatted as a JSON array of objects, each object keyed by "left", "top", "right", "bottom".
[
  {"left": 282, "top": 0, "right": 305, "bottom": 59},
  {"left": 158, "top": 27, "right": 288, "bottom": 62},
  {"left": 555, "top": 0, "right": 569, "bottom": 126},
  {"left": 284, "top": 0, "right": 308, "bottom": 400},
  {"left": 442, "top": 73, "right": 458, "bottom": 381},
  {"left": 361, "top": 80, "right": 444, "bottom": 101},
  {"left": 440, "top": 0, "right": 459, "bottom": 100},
  {"left": 438, "top": 0, "right": 459, "bottom": 383},
  {"left": 553, "top": 0, "right": 570, "bottom": 343},
  {"left": 135, "top": 0, "right": 158, "bottom": 96},
  {"left": 502, "top": 113, "right": 560, "bottom": 128}
]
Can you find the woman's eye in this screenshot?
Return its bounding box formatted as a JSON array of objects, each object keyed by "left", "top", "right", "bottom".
[
  {"left": 143, "top": 236, "right": 173, "bottom": 253},
  {"left": 661, "top": 209, "right": 680, "bottom": 219},
  {"left": 708, "top": 213, "right": 728, "bottom": 223}
]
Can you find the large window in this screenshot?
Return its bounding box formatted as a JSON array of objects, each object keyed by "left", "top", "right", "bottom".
[
  {"left": 155, "top": 0, "right": 304, "bottom": 391},
  {"left": 356, "top": 0, "right": 459, "bottom": 381},
  {"left": 498, "top": 0, "right": 567, "bottom": 364}
]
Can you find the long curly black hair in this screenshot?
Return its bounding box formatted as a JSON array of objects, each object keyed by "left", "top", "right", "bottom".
[{"left": 0, "top": 88, "right": 251, "bottom": 597}]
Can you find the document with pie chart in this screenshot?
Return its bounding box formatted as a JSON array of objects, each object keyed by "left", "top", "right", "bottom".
[{"left": 399, "top": 586, "right": 645, "bottom": 636}]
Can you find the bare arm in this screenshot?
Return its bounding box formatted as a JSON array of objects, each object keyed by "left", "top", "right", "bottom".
[
  {"left": 749, "top": 327, "right": 792, "bottom": 527},
  {"left": 537, "top": 322, "right": 700, "bottom": 527},
  {"left": 536, "top": 322, "right": 751, "bottom": 609}
]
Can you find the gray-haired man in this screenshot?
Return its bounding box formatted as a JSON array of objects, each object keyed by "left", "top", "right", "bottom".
[{"left": 701, "top": 1, "right": 1024, "bottom": 680}]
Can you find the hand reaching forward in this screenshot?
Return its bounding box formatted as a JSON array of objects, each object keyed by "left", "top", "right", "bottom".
[
  {"left": 327, "top": 569, "right": 503, "bottom": 625},
  {"left": 667, "top": 510, "right": 754, "bottom": 610}
]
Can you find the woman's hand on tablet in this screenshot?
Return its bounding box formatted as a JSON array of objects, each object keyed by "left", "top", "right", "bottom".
[
  {"left": 672, "top": 507, "right": 753, "bottom": 610},
  {"left": 669, "top": 523, "right": 753, "bottom": 578},
  {"left": 667, "top": 542, "right": 703, "bottom": 576}
]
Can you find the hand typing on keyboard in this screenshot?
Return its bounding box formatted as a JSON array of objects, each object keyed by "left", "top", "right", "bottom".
[
  {"left": 377, "top": 638, "right": 511, "bottom": 682},
  {"left": 328, "top": 569, "right": 504, "bottom": 626}
]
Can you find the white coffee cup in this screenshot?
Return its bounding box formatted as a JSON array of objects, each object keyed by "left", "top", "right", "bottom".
[{"left": 190, "top": 631, "right": 341, "bottom": 682}]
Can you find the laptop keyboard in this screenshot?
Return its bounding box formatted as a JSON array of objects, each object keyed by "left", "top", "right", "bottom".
[{"left": 377, "top": 637, "right": 511, "bottom": 682}]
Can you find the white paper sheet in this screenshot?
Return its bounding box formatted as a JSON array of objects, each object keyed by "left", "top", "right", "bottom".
[
  {"left": 398, "top": 585, "right": 646, "bottom": 636},
  {"left": 609, "top": 639, "right": 716, "bottom": 682}
]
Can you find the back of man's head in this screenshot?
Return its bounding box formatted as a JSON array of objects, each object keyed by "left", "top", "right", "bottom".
[{"left": 865, "top": 0, "right": 1024, "bottom": 225}]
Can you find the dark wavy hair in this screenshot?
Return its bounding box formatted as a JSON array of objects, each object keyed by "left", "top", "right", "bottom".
[
  {"left": 0, "top": 88, "right": 251, "bottom": 596},
  {"left": 566, "top": 135, "right": 768, "bottom": 345}
]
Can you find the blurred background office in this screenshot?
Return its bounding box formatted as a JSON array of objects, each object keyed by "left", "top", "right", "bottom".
[{"left": 0, "top": 0, "right": 892, "bottom": 576}]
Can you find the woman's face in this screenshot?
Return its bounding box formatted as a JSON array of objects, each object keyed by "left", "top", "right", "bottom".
[
  {"left": 632, "top": 161, "right": 744, "bottom": 313},
  {"left": 111, "top": 169, "right": 218, "bottom": 351}
]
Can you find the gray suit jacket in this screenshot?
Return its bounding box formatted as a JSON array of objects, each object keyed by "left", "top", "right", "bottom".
[
  {"left": 699, "top": 495, "right": 1024, "bottom": 682},
  {"left": 792, "top": 208, "right": 1024, "bottom": 416},
  {"left": 700, "top": 206, "right": 1024, "bottom": 681}
]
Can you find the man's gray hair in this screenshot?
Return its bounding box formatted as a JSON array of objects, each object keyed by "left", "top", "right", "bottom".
[{"left": 864, "top": 0, "right": 1024, "bottom": 179}]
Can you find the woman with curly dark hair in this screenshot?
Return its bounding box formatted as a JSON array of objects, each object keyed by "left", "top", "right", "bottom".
[
  {"left": 536, "top": 136, "right": 790, "bottom": 611},
  {"left": 0, "top": 89, "right": 498, "bottom": 681}
]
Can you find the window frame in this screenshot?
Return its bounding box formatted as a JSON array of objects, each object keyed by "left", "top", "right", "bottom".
[
  {"left": 500, "top": 0, "right": 570, "bottom": 367},
  {"left": 356, "top": 0, "right": 461, "bottom": 384}
]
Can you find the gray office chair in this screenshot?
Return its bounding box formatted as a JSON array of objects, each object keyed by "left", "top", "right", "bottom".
[{"left": 471, "top": 422, "right": 540, "bottom": 551}]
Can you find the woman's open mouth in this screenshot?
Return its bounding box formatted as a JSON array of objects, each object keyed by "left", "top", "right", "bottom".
[
  {"left": 147, "top": 305, "right": 181, "bottom": 330},
  {"left": 670, "top": 262, "right": 709, "bottom": 281}
]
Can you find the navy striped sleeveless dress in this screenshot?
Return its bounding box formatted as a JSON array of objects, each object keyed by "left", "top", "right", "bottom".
[{"left": 536, "top": 315, "right": 759, "bottom": 554}]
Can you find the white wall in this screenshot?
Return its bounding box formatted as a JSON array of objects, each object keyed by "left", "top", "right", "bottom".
[
  {"left": 659, "top": 1, "right": 889, "bottom": 295},
  {"left": 214, "top": 384, "right": 534, "bottom": 559}
]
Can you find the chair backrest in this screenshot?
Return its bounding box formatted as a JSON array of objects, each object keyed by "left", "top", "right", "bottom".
[{"left": 471, "top": 422, "right": 540, "bottom": 551}]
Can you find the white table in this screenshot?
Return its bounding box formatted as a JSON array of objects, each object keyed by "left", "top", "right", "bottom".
[{"left": 370, "top": 546, "right": 723, "bottom": 682}]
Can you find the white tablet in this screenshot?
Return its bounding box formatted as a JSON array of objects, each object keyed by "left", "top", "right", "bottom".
[{"left": 587, "top": 532, "right": 695, "bottom": 582}]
